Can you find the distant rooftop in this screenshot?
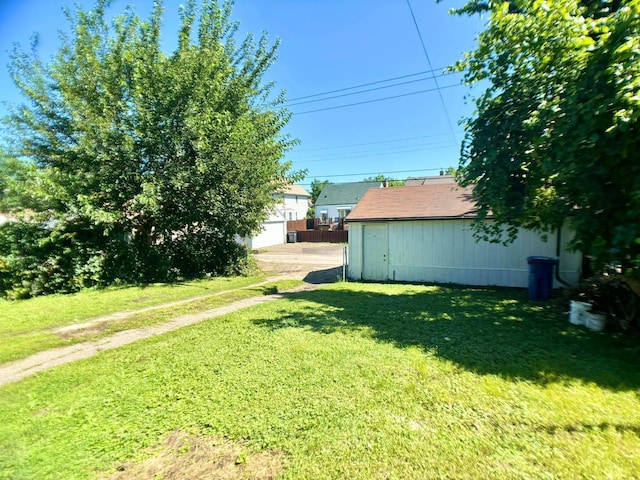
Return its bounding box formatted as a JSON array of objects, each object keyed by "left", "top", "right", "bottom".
[
  {"left": 404, "top": 175, "right": 457, "bottom": 187},
  {"left": 316, "top": 181, "right": 383, "bottom": 206},
  {"left": 284, "top": 184, "right": 311, "bottom": 197},
  {"left": 346, "top": 184, "right": 478, "bottom": 222}
]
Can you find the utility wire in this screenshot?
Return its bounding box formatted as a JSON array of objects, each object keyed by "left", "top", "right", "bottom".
[
  {"left": 292, "top": 83, "right": 461, "bottom": 115},
  {"left": 290, "top": 143, "right": 456, "bottom": 163},
  {"left": 406, "top": 0, "right": 458, "bottom": 144},
  {"left": 292, "top": 132, "right": 464, "bottom": 153},
  {"left": 284, "top": 67, "right": 448, "bottom": 102},
  {"left": 285, "top": 71, "right": 457, "bottom": 107}
]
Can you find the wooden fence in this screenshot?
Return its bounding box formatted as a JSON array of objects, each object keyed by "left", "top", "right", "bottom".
[
  {"left": 286, "top": 218, "right": 320, "bottom": 231},
  {"left": 286, "top": 219, "right": 308, "bottom": 232},
  {"left": 295, "top": 230, "right": 348, "bottom": 243}
]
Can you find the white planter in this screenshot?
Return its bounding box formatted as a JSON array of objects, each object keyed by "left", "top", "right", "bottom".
[
  {"left": 584, "top": 311, "right": 607, "bottom": 332},
  {"left": 569, "top": 300, "right": 592, "bottom": 326}
]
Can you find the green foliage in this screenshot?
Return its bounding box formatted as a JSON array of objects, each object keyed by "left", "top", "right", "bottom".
[
  {"left": 455, "top": 0, "right": 640, "bottom": 269},
  {"left": 309, "top": 178, "right": 331, "bottom": 205},
  {"left": 2, "top": 0, "right": 300, "bottom": 296},
  {"left": 306, "top": 178, "right": 332, "bottom": 218},
  {"left": 0, "top": 220, "right": 104, "bottom": 299}
]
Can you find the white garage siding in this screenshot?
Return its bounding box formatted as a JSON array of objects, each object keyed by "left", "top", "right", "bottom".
[
  {"left": 348, "top": 220, "right": 581, "bottom": 288},
  {"left": 237, "top": 219, "right": 287, "bottom": 250}
]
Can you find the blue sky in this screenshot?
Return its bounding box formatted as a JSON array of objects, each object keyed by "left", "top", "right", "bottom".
[{"left": 0, "top": 0, "right": 486, "bottom": 188}]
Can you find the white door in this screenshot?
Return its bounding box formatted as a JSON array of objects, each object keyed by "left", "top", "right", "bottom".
[
  {"left": 363, "top": 224, "right": 388, "bottom": 281},
  {"left": 251, "top": 221, "right": 285, "bottom": 249}
]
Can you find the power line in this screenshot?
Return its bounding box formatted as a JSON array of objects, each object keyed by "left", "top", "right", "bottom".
[
  {"left": 285, "top": 71, "right": 458, "bottom": 107},
  {"left": 284, "top": 67, "right": 448, "bottom": 102},
  {"left": 406, "top": 0, "right": 458, "bottom": 144},
  {"left": 292, "top": 132, "right": 464, "bottom": 153},
  {"left": 290, "top": 143, "right": 456, "bottom": 164},
  {"left": 292, "top": 83, "right": 461, "bottom": 115}
]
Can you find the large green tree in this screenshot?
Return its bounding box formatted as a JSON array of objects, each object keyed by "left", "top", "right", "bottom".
[
  {"left": 455, "top": 0, "right": 640, "bottom": 270},
  {"left": 2, "top": 0, "right": 299, "bottom": 293}
]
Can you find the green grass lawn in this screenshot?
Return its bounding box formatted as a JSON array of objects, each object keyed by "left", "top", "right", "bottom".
[
  {"left": 0, "top": 275, "right": 302, "bottom": 364},
  {"left": 1, "top": 282, "right": 639, "bottom": 479}
]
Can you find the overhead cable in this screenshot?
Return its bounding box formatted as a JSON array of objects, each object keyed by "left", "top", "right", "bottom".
[
  {"left": 284, "top": 67, "right": 448, "bottom": 102},
  {"left": 290, "top": 143, "right": 456, "bottom": 163},
  {"left": 292, "top": 132, "right": 464, "bottom": 153},
  {"left": 292, "top": 83, "right": 461, "bottom": 115},
  {"left": 406, "top": 0, "right": 459, "bottom": 144}
]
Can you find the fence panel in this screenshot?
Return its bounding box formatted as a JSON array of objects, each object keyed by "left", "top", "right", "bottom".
[
  {"left": 296, "top": 230, "right": 348, "bottom": 243},
  {"left": 286, "top": 219, "right": 307, "bottom": 232}
]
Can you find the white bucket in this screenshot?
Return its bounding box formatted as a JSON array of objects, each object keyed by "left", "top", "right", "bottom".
[
  {"left": 584, "top": 311, "right": 607, "bottom": 332},
  {"left": 569, "top": 301, "right": 591, "bottom": 325}
]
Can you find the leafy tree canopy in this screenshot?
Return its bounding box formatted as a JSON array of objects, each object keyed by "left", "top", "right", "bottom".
[
  {"left": 455, "top": 0, "right": 640, "bottom": 270},
  {"left": 309, "top": 179, "right": 331, "bottom": 206},
  {"left": 0, "top": 0, "right": 301, "bottom": 296}
]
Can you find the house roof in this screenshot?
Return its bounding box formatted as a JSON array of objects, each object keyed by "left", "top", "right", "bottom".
[
  {"left": 404, "top": 175, "right": 457, "bottom": 186},
  {"left": 284, "top": 184, "right": 311, "bottom": 197},
  {"left": 346, "top": 184, "right": 478, "bottom": 222},
  {"left": 316, "top": 182, "right": 383, "bottom": 206}
]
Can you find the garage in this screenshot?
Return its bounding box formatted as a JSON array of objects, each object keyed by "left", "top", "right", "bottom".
[
  {"left": 346, "top": 184, "right": 581, "bottom": 288},
  {"left": 244, "top": 219, "right": 287, "bottom": 250}
]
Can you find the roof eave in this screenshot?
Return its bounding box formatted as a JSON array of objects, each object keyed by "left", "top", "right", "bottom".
[{"left": 346, "top": 214, "right": 484, "bottom": 223}]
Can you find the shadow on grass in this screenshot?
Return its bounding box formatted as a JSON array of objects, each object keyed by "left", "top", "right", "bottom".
[
  {"left": 303, "top": 267, "right": 343, "bottom": 285},
  {"left": 255, "top": 284, "right": 640, "bottom": 392}
]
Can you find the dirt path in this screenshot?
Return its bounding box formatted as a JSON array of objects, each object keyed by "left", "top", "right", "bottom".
[
  {"left": 0, "top": 243, "right": 345, "bottom": 387},
  {"left": 0, "top": 291, "right": 294, "bottom": 387},
  {"left": 51, "top": 276, "right": 289, "bottom": 336}
]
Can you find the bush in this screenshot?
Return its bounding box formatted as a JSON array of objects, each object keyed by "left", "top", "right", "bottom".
[
  {"left": 0, "top": 221, "right": 104, "bottom": 299},
  {"left": 0, "top": 220, "right": 252, "bottom": 299}
]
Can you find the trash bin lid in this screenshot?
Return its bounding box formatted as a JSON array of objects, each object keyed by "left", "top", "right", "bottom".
[{"left": 527, "top": 256, "right": 558, "bottom": 265}]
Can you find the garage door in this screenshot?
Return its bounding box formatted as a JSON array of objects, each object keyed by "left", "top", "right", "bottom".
[{"left": 250, "top": 221, "right": 286, "bottom": 249}]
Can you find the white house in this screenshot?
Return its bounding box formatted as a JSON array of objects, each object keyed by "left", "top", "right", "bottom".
[
  {"left": 345, "top": 184, "right": 582, "bottom": 288},
  {"left": 238, "top": 184, "right": 311, "bottom": 250},
  {"left": 315, "top": 181, "right": 383, "bottom": 224},
  {"left": 281, "top": 184, "right": 311, "bottom": 221}
]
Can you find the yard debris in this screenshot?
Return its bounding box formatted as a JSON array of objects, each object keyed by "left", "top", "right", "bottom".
[
  {"left": 569, "top": 275, "right": 640, "bottom": 335},
  {"left": 104, "top": 430, "right": 284, "bottom": 480}
]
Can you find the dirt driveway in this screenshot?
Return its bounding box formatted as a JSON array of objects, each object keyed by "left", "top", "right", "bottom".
[{"left": 254, "top": 242, "right": 346, "bottom": 283}]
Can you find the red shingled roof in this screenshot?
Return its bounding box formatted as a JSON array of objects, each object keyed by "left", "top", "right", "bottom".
[{"left": 346, "top": 184, "right": 479, "bottom": 222}]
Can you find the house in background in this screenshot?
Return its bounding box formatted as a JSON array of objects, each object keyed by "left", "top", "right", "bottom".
[
  {"left": 346, "top": 184, "right": 582, "bottom": 288},
  {"left": 281, "top": 184, "right": 311, "bottom": 221},
  {"left": 237, "top": 184, "right": 311, "bottom": 250},
  {"left": 404, "top": 175, "right": 456, "bottom": 186},
  {"left": 315, "top": 181, "right": 383, "bottom": 227}
]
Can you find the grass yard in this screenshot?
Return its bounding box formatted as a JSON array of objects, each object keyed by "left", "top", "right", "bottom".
[
  {"left": 0, "top": 282, "right": 639, "bottom": 479},
  {"left": 0, "top": 275, "right": 306, "bottom": 364}
]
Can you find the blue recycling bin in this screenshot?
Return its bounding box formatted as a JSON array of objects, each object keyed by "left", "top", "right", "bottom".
[{"left": 527, "top": 256, "right": 558, "bottom": 301}]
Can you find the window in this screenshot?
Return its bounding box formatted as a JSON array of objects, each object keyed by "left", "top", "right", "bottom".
[{"left": 337, "top": 208, "right": 351, "bottom": 219}]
